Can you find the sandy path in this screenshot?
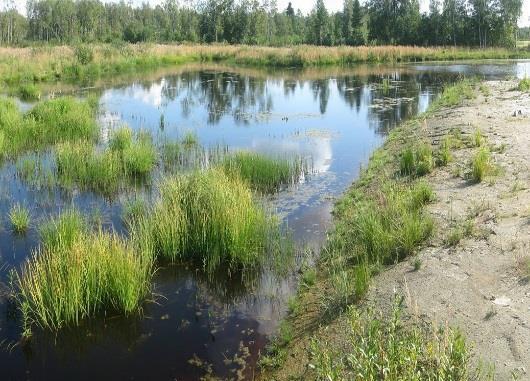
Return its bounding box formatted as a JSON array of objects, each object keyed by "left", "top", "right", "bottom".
[{"left": 368, "top": 81, "right": 530, "bottom": 379}]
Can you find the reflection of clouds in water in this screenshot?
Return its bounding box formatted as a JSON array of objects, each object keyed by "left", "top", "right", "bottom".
[
  {"left": 130, "top": 79, "right": 166, "bottom": 107},
  {"left": 516, "top": 62, "right": 530, "bottom": 79},
  {"left": 119, "top": 80, "right": 165, "bottom": 108},
  {"left": 249, "top": 135, "right": 333, "bottom": 173},
  {"left": 98, "top": 110, "right": 124, "bottom": 143}
]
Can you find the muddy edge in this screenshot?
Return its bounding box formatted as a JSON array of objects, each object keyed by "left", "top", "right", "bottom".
[{"left": 261, "top": 80, "right": 530, "bottom": 380}]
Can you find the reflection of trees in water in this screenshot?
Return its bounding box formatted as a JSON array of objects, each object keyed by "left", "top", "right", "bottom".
[
  {"left": 143, "top": 69, "right": 461, "bottom": 135},
  {"left": 311, "top": 78, "right": 331, "bottom": 115},
  {"left": 157, "top": 71, "right": 274, "bottom": 125}
]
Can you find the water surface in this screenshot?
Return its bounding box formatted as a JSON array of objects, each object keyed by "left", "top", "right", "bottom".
[{"left": 1, "top": 60, "right": 529, "bottom": 380}]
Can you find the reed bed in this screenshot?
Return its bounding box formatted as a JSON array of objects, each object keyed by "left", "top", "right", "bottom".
[
  {"left": 15, "top": 209, "right": 153, "bottom": 333},
  {"left": 1, "top": 44, "right": 528, "bottom": 87},
  {"left": 130, "top": 168, "right": 276, "bottom": 273},
  {"left": 56, "top": 127, "right": 156, "bottom": 193},
  {"left": 222, "top": 151, "right": 305, "bottom": 193},
  {"left": 0, "top": 97, "right": 97, "bottom": 157}
]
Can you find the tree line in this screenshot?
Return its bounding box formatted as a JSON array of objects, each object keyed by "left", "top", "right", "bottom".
[{"left": 0, "top": 0, "right": 524, "bottom": 47}]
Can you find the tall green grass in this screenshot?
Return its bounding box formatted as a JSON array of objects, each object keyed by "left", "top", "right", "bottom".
[
  {"left": 15, "top": 209, "right": 153, "bottom": 333},
  {"left": 470, "top": 147, "right": 492, "bottom": 183},
  {"left": 0, "top": 97, "right": 97, "bottom": 157},
  {"left": 399, "top": 143, "right": 434, "bottom": 177},
  {"left": 130, "top": 168, "right": 277, "bottom": 273},
  {"left": 56, "top": 127, "right": 156, "bottom": 193},
  {"left": 9, "top": 203, "right": 31, "bottom": 234},
  {"left": 429, "top": 79, "right": 476, "bottom": 111},
  {"left": 323, "top": 181, "right": 434, "bottom": 310},
  {"left": 222, "top": 151, "right": 305, "bottom": 193}
]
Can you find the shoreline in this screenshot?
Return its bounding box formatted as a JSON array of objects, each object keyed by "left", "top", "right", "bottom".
[
  {"left": 259, "top": 79, "right": 530, "bottom": 380},
  {"left": 2, "top": 44, "right": 530, "bottom": 90}
]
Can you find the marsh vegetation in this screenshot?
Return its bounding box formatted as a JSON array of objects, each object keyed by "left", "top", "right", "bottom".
[{"left": 0, "top": 62, "right": 520, "bottom": 379}]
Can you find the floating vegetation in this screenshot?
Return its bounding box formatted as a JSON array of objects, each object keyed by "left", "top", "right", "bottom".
[
  {"left": 222, "top": 151, "right": 306, "bottom": 193},
  {"left": 130, "top": 168, "right": 284, "bottom": 273},
  {"left": 15, "top": 209, "right": 153, "bottom": 333}
]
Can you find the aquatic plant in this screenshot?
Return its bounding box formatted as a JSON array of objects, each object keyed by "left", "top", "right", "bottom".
[
  {"left": 181, "top": 131, "right": 198, "bottom": 148},
  {"left": 15, "top": 209, "right": 153, "bottom": 333},
  {"left": 17, "top": 83, "right": 41, "bottom": 100},
  {"left": 131, "top": 168, "right": 277, "bottom": 272},
  {"left": 222, "top": 151, "right": 304, "bottom": 193},
  {"left": 9, "top": 204, "right": 31, "bottom": 234},
  {"left": 28, "top": 97, "right": 98, "bottom": 143},
  {"left": 56, "top": 128, "right": 156, "bottom": 193},
  {"left": 0, "top": 97, "right": 97, "bottom": 157}
]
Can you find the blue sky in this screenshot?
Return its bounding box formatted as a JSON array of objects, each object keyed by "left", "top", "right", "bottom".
[{"left": 10, "top": 0, "right": 530, "bottom": 27}]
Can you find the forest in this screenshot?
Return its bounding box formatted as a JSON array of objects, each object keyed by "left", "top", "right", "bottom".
[{"left": 0, "top": 0, "right": 525, "bottom": 48}]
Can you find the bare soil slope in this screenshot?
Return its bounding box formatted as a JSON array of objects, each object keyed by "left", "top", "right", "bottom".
[{"left": 369, "top": 80, "right": 530, "bottom": 379}]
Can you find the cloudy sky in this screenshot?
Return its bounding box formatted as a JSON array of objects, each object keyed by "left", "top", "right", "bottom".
[{"left": 10, "top": 0, "right": 530, "bottom": 27}]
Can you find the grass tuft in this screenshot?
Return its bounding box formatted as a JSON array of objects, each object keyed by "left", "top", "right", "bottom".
[
  {"left": 0, "top": 97, "right": 97, "bottom": 157},
  {"left": 470, "top": 147, "right": 492, "bottom": 183},
  {"left": 517, "top": 77, "right": 530, "bottom": 92},
  {"left": 399, "top": 143, "right": 433, "bottom": 177},
  {"left": 325, "top": 181, "right": 434, "bottom": 310},
  {"left": 56, "top": 128, "right": 156, "bottom": 193},
  {"left": 9, "top": 203, "right": 31, "bottom": 234},
  {"left": 15, "top": 209, "right": 152, "bottom": 333},
  {"left": 130, "top": 168, "right": 283, "bottom": 273},
  {"left": 222, "top": 151, "right": 305, "bottom": 193}
]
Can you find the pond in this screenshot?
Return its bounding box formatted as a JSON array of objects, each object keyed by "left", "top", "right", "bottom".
[{"left": 1, "top": 60, "right": 529, "bottom": 380}]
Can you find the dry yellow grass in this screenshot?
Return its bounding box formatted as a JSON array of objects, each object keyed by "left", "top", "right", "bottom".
[{"left": 1, "top": 43, "right": 528, "bottom": 86}]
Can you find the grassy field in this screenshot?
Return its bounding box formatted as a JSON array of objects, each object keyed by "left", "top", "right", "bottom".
[
  {"left": 1, "top": 44, "right": 530, "bottom": 89},
  {"left": 258, "top": 79, "right": 482, "bottom": 379}
]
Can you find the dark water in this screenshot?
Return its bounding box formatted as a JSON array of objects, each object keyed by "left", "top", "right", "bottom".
[{"left": 1, "top": 60, "right": 529, "bottom": 380}]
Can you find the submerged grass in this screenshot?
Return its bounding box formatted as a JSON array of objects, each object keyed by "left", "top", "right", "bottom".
[
  {"left": 15, "top": 209, "right": 153, "bottom": 333},
  {"left": 222, "top": 151, "right": 305, "bottom": 193},
  {"left": 130, "top": 168, "right": 280, "bottom": 273}
]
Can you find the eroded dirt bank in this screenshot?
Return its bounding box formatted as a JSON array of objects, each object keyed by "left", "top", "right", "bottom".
[
  {"left": 262, "top": 80, "right": 530, "bottom": 380},
  {"left": 370, "top": 80, "right": 530, "bottom": 379}
]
